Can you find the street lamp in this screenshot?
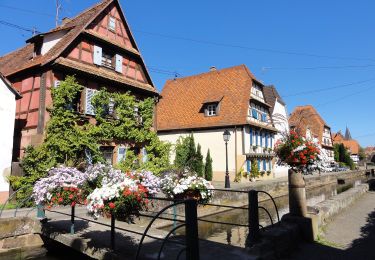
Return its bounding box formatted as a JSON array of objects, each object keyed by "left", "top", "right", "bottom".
[{"left": 223, "top": 129, "right": 231, "bottom": 188}]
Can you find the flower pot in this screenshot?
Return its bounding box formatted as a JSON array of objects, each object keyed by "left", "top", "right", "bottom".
[
  {"left": 288, "top": 168, "right": 307, "bottom": 217},
  {"left": 175, "top": 189, "right": 202, "bottom": 201}
]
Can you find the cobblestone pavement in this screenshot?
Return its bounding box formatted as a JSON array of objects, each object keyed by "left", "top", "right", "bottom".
[{"left": 288, "top": 191, "right": 375, "bottom": 260}]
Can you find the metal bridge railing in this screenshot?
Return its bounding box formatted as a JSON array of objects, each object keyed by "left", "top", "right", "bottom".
[{"left": 3, "top": 188, "right": 280, "bottom": 260}]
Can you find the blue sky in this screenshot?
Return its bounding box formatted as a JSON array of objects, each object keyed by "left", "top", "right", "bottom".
[{"left": 0, "top": 0, "right": 374, "bottom": 146}]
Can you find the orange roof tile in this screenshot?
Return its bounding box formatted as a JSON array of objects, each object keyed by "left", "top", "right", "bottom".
[
  {"left": 156, "top": 65, "right": 275, "bottom": 131},
  {"left": 288, "top": 105, "right": 331, "bottom": 144}
]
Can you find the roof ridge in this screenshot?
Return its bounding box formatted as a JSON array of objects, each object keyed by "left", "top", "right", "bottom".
[
  {"left": 62, "top": 0, "right": 112, "bottom": 27},
  {"left": 166, "top": 64, "right": 250, "bottom": 83}
]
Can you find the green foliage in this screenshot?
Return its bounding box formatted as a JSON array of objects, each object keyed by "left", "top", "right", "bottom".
[
  {"left": 194, "top": 144, "right": 204, "bottom": 177},
  {"left": 90, "top": 89, "right": 170, "bottom": 175},
  {"left": 250, "top": 159, "right": 260, "bottom": 179},
  {"left": 204, "top": 149, "right": 213, "bottom": 181},
  {"left": 174, "top": 136, "right": 191, "bottom": 168},
  {"left": 9, "top": 76, "right": 171, "bottom": 203},
  {"left": 358, "top": 147, "right": 366, "bottom": 161},
  {"left": 334, "top": 143, "right": 354, "bottom": 170},
  {"left": 174, "top": 135, "right": 204, "bottom": 176}
]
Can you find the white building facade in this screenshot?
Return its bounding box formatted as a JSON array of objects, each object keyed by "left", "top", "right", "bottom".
[
  {"left": 157, "top": 65, "right": 279, "bottom": 182},
  {"left": 263, "top": 86, "right": 289, "bottom": 178},
  {"left": 0, "top": 74, "right": 21, "bottom": 203}
]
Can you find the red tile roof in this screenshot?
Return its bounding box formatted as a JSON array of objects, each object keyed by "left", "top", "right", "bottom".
[
  {"left": 289, "top": 105, "right": 330, "bottom": 144},
  {"left": 0, "top": 0, "right": 112, "bottom": 77},
  {"left": 0, "top": 0, "right": 155, "bottom": 92},
  {"left": 156, "top": 65, "right": 277, "bottom": 131}
]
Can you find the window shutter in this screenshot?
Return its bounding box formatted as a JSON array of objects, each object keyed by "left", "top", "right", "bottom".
[
  {"left": 54, "top": 80, "right": 60, "bottom": 88},
  {"left": 142, "top": 147, "right": 148, "bottom": 163},
  {"left": 85, "top": 88, "right": 97, "bottom": 115},
  {"left": 257, "top": 159, "right": 261, "bottom": 170},
  {"left": 265, "top": 133, "right": 268, "bottom": 148},
  {"left": 263, "top": 160, "right": 267, "bottom": 171},
  {"left": 115, "top": 54, "right": 123, "bottom": 73},
  {"left": 93, "top": 45, "right": 102, "bottom": 65},
  {"left": 252, "top": 108, "right": 258, "bottom": 119},
  {"left": 117, "top": 147, "right": 127, "bottom": 163},
  {"left": 250, "top": 128, "right": 253, "bottom": 146},
  {"left": 256, "top": 131, "right": 258, "bottom": 146},
  {"left": 246, "top": 160, "right": 251, "bottom": 172},
  {"left": 260, "top": 132, "right": 263, "bottom": 147}
]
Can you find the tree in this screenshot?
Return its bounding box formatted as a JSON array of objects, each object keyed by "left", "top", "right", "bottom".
[
  {"left": 204, "top": 149, "right": 213, "bottom": 181},
  {"left": 186, "top": 134, "right": 196, "bottom": 168},
  {"left": 334, "top": 143, "right": 354, "bottom": 170},
  {"left": 174, "top": 134, "right": 200, "bottom": 172},
  {"left": 358, "top": 147, "right": 366, "bottom": 161},
  {"left": 194, "top": 144, "right": 204, "bottom": 177},
  {"left": 174, "top": 136, "right": 191, "bottom": 168}
]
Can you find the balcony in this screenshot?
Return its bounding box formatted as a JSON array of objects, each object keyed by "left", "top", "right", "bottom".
[{"left": 245, "top": 146, "right": 275, "bottom": 158}]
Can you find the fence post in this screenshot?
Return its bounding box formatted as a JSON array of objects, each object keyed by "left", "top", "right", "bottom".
[
  {"left": 111, "top": 213, "right": 115, "bottom": 250},
  {"left": 37, "top": 203, "right": 45, "bottom": 219},
  {"left": 70, "top": 205, "right": 75, "bottom": 234},
  {"left": 247, "top": 190, "right": 260, "bottom": 246},
  {"left": 185, "top": 199, "right": 199, "bottom": 260},
  {"left": 173, "top": 203, "right": 177, "bottom": 235}
]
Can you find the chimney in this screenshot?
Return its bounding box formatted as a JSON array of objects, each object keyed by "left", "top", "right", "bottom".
[{"left": 210, "top": 66, "right": 217, "bottom": 72}]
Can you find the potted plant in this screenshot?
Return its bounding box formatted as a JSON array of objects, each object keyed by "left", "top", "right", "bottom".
[
  {"left": 266, "top": 170, "right": 271, "bottom": 176},
  {"left": 85, "top": 164, "right": 160, "bottom": 220},
  {"left": 160, "top": 169, "right": 214, "bottom": 203},
  {"left": 274, "top": 130, "right": 321, "bottom": 217},
  {"left": 268, "top": 148, "right": 273, "bottom": 153},
  {"left": 32, "top": 166, "right": 90, "bottom": 209},
  {"left": 260, "top": 170, "right": 265, "bottom": 177},
  {"left": 252, "top": 145, "right": 258, "bottom": 152}
]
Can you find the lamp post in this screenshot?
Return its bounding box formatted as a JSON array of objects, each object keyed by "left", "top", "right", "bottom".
[{"left": 223, "top": 129, "right": 231, "bottom": 188}]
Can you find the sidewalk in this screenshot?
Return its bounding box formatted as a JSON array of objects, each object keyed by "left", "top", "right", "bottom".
[{"left": 288, "top": 191, "right": 375, "bottom": 260}]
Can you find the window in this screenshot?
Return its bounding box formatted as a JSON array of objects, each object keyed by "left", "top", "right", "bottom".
[
  {"left": 102, "top": 51, "right": 114, "bottom": 69},
  {"left": 250, "top": 103, "right": 268, "bottom": 122},
  {"left": 134, "top": 105, "right": 143, "bottom": 125},
  {"left": 108, "top": 16, "right": 116, "bottom": 31},
  {"left": 205, "top": 104, "right": 218, "bottom": 116},
  {"left": 100, "top": 146, "right": 114, "bottom": 165},
  {"left": 93, "top": 45, "right": 123, "bottom": 72},
  {"left": 117, "top": 146, "right": 127, "bottom": 163},
  {"left": 251, "top": 82, "right": 264, "bottom": 100}
]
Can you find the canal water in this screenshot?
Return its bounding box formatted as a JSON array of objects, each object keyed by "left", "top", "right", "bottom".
[{"left": 193, "top": 175, "right": 370, "bottom": 247}]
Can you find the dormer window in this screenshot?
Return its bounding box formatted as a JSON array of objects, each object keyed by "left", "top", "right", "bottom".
[
  {"left": 108, "top": 16, "right": 116, "bottom": 31},
  {"left": 205, "top": 103, "right": 218, "bottom": 116}
]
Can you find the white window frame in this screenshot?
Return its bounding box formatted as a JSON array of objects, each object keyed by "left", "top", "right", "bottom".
[
  {"left": 206, "top": 104, "right": 217, "bottom": 116},
  {"left": 108, "top": 16, "right": 116, "bottom": 31}
]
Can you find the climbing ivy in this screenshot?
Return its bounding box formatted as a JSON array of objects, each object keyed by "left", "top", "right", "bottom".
[
  {"left": 90, "top": 88, "right": 171, "bottom": 175},
  {"left": 9, "top": 75, "right": 170, "bottom": 203}
]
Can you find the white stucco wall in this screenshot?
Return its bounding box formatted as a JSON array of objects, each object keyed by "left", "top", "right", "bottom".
[
  {"left": 271, "top": 100, "right": 289, "bottom": 178},
  {"left": 158, "top": 127, "right": 244, "bottom": 181},
  {"left": 0, "top": 79, "right": 17, "bottom": 201},
  {"left": 41, "top": 30, "right": 66, "bottom": 55}
]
